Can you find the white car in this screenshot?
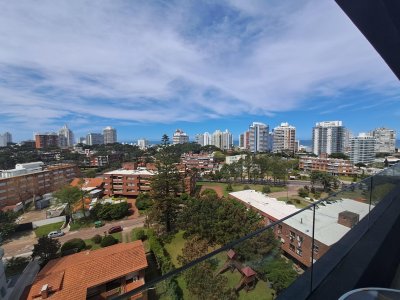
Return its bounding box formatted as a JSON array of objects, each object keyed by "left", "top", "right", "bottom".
[{"left": 47, "top": 230, "right": 65, "bottom": 238}]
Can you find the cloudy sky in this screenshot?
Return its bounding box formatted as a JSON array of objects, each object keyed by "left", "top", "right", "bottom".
[{"left": 0, "top": 0, "right": 399, "bottom": 142}]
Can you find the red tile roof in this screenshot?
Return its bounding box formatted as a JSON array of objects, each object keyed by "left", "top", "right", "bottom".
[
  {"left": 241, "top": 266, "right": 256, "bottom": 277},
  {"left": 70, "top": 177, "right": 104, "bottom": 189},
  {"left": 27, "top": 241, "right": 147, "bottom": 300}
]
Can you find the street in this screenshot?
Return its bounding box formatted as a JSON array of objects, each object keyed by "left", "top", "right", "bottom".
[{"left": 2, "top": 216, "right": 146, "bottom": 259}]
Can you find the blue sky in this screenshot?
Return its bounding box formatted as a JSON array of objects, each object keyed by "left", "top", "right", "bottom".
[{"left": 0, "top": 0, "right": 399, "bottom": 142}]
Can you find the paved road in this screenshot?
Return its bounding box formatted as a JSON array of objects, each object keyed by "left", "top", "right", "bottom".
[{"left": 2, "top": 216, "right": 146, "bottom": 259}]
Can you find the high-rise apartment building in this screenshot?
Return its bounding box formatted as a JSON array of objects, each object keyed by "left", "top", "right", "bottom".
[
  {"left": 273, "top": 122, "right": 296, "bottom": 153},
  {"left": 86, "top": 133, "right": 104, "bottom": 146},
  {"left": 349, "top": 133, "right": 376, "bottom": 164},
  {"left": 249, "top": 122, "right": 269, "bottom": 153},
  {"left": 58, "top": 124, "right": 74, "bottom": 147},
  {"left": 0, "top": 132, "right": 12, "bottom": 147},
  {"left": 34, "top": 132, "right": 59, "bottom": 149},
  {"left": 173, "top": 129, "right": 189, "bottom": 144},
  {"left": 370, "top": 127, "right": 396, "bottom": 153},
  {"left": 239, "top": 131, "right": 250, "bottom": 150},
  {"left": 312, "top": 121, "right": 346, "bottom": 156},
  {"left": 211, "top": 129, "right": 233, "bottom": 150},
  {"left": 137, "top": 139, "right": 149, "bottom": 150},
  {"left": 103, "top": 126, "right": 117, "bottom": 144},
  {"left": 195, "top": 132, "right": 211, "bottom": 147}
]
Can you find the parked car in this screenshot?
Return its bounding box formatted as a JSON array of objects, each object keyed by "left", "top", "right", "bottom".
[
  {"left": 108, "top": 226, "right": 123, "bottom": 234},
  {"left": 48, "top": 230, "right": 65, "bottom": 238}
]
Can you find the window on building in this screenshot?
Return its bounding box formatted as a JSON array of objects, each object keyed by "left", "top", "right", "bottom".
[
  {"left": 313, "top": 244, "right": 319, "bottom": 253},
  {"left": 277, "top": 224, "right": 282, "bottom": 234},
  {"left": 296, "top": 247, "right": 303, "bottom": 257},
  {"left": 289, "top": 231, "right": 295, "bottom": 242},
  {"left": 289, "top": 244, "right": 295, "bottom": 252}
]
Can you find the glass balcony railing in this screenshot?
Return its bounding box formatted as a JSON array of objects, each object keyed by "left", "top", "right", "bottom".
[{"left": 115, "top": 163, "right": 400, "bottom": 300}]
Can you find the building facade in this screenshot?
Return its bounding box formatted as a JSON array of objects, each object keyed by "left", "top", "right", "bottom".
[
  {"left": 0, "top": 132, "right": 12, "bottom": 147},
  {"left": 249, "top": 122, "right": 269, "bottom": 153},
  {"left": 239, "top": 131, "right": 250, "bottom": 150},
  {"left": 180, "top": 152, "right": 218, "bottom": 174},
  {"left": 371, "top": 127, "right": 396, "bottom": 153},
  {"left": 349, "top": 134, "right": 376, "bottom": 164},
  {"left": 137, "top": 139, "right": 149, "bottom": 150},
  {"left": 273, "top": 122, "right": 296, "bottom": 153},
  {"left": 230, "top": 190, "right": 370, "bottom": 267},
  {"left": 86, "top": 133, "right": 104, "bottom": 146},
  {"left": 299, "top": 155, "right": 354, "bottom": 175},
  {"left": 34, "top": 133, "right": 59, "bottom": 149},
  {"left": 0, "top": 163, "right": 79, "bottom": 208},
  {"left": 312, "top": 121, "right": 346, "bottom": 155},
  {"left": 195, "top": 132, "right": 211, "bottom": 147},
  {"left": 173, "top": 129, "right": 189, "bottom": 144},
  {"left": 103, "top": 126, "right": 117, "bottom": 144},
  {"left": 211, "top": 129, "right": 233, "bottom": 150},
  {"left": 58, "top": 124, "right": 74, "bottom": 148}
]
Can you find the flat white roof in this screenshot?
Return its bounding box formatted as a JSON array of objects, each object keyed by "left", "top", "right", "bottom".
[
  {"left": 229, "top": 190, "right": 299, "bottom": 220},
  {"left": 230, "top": 190, "right": 371, "bottom": 246},
  {"left": 104, "top": 169, "right": 155, "bottom": 176}
]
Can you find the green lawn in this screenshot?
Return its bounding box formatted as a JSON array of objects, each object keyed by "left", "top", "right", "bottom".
[
  {"left": 164, "top": 231, "right": 186, "bottom": 267},
  {"left": 197, "top": 181, "right": 286, "bottom": 197},
  {"left": 130, "top": 228, "right": 151, "bottom": 252},
  {"left": 338, "top": 175, "right": 358, "bottom": 182},
  {"left": 34, "top": 222, "right": 64, "bottom": 237}
]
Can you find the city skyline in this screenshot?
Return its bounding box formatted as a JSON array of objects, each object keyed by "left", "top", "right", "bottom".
[{"left": 1, "top": 1, "right": 400, "bottom": 142}]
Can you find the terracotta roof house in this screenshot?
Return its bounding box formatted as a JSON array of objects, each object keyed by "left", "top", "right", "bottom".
[
  {"left": 27, "top": 241, "right": 148, "bottom": 300},
  {"left": 70, "top": 178, "right": 104, "bottom": 191}
]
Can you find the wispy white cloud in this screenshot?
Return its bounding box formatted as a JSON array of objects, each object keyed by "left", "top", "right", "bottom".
[{"left": 0, "top": 0, "right": 398, "bottom": 139}]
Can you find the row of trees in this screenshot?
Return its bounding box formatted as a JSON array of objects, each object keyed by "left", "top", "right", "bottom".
[{"left": 207, "top": 154, "right": 298, "bottom": 184}]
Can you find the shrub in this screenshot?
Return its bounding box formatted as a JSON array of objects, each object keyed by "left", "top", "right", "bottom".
[
  {"left": 135, "top": 229, "right": 146, "bottom": 241},
  {"left": 92, "top": 202, "right": 129, "bottom": 220},
  {"left": 262, "top": 185, "right": 271, "bottom": 194},
  {"left": 101, "top": 235, "right": 118, "bottom": 247},
  {"left": 226, "top": 183, "right": 233, "bottom": 192},
  {"left": 91, "top": 234, "right": 102, "bottom": 244},
  {"left": 61, "top": 238, "right": 86, "bottom": 255},
  {"left": 243, "top": 185, "right": 251, "bottom": 190},
  {"left": 298, "top": 188, "right": 309, "bottom": 198}
]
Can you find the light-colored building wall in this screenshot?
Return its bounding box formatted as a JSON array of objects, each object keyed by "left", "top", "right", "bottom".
[
  {"left": 172, "top": 129, "right": 189, "bottom": 144},
  {"left": 349, "top": 133, "right": 376, "bottom": 164},
  {"left": 103, "top": 126, "right": 117, "bottom": 144},
  {"left": 86, "top": 133, "right": 104, "bottom": 146},
  {"left": 249, "top": 122, "right": 269, "bottom": 153},
  {"left": 371, "top": 127, "right": 396, "bottom": 153},
  {"left": 312, "top": 121, "right": 346, "bottom": 155},
  {"left": 273, "top": 122, "right": 296, "bottom": 153}
]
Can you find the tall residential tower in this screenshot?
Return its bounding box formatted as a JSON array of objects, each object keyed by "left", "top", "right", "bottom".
[
  {"left": 273, "top": 122, "right": 296, "bottom": 153},
  {"left": 103, "top": 126, "right": 117, "bottom": 144},
  {"left": 312, "top": 121, "right": 346, "bottom": 156}
]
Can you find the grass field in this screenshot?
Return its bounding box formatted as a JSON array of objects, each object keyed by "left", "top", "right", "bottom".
[
  {"left": 197, "top": 181, "right": 286, "bottom": 197},
  {"left": 34, "top": 222, "right": 64, "bottom": 237},
  {"left": 164, "top": 231, "right": 186, "bottom": 267}
]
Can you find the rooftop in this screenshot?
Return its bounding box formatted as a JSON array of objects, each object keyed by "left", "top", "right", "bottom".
[
  {"left": 104, "top": 168, "right": 155, "bottom": 176},
  {"left": 27, "top": 241, "right": 147, "bottom": 300},
  {"left": 229, "top": 190, "right": 299, "bottom": 220},
  {"left": 230, "top": 190, "right": 371, "bottom": 246}
]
